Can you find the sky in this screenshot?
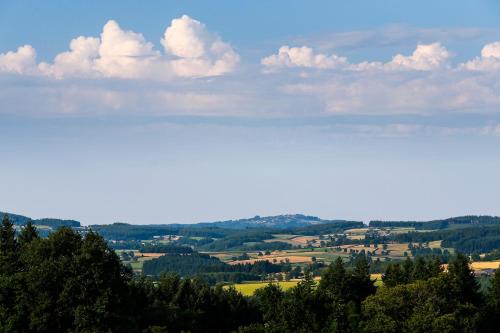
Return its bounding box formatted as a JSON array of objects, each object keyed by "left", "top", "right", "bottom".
[{"left": 1, "top": 0, "right": 500, "bottom": 225}]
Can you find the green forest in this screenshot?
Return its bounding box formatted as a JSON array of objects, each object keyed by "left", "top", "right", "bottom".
[{"left": 1, "top": 215, "right": 500, "bottom": 333}]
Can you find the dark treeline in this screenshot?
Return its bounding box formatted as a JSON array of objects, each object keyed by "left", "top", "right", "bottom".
[
  {"left": 142, "top": 251, "right": 285, "bottom": 281},
  {"left": 2, "top": 215, "right": 500, "bottom": 333},
  {"left": 92, "top": 223, "right": 229, "bottom": 240},
  {"left": 393, "top": 225, "right": 500, "bottom": 254},
  {"left": 1, "top": 211, "right": 81, "bottom": 228},
  {"left": 286, "top": 221, "right": 364, "bottom": 236},
  {"left": 369, "top": 215, "right": 500, "bottom": 230},
  {"left": 138, "top": 244, "right": 193, "bottom": 254}
]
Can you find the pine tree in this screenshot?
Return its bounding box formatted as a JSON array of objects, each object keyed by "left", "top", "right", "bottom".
[
  {"left": 0, "top": 214, "right": 18, "bottom": 254},
  {"left": 348, "top": 254, "right": 376, "bottom": 305},
  {"left": 318, "top": 257, "right": 346, "bottom": 298},
  {"left": 301, "top": 266, "right": 315, "bottom": 291},
  {"left": 412, "top": 256, "right": 429, "bottom": 281},
  {"left": 448, "top": 253, "right": 482, "bottom": 306},
  {"left": 484, "top": 268, "right": 500, "bottom": 330},
  {"left": 18, "top": 220, "right": 39, "bottom": 246},
  {"left": 382, "top": 263, "right": 405, "bottom": 287},
  {"left": 426, "top": 256, "right": 443, "bottom": 278},
  {"left": 402, "top": 256, "right": 414, "bottom": 283}
]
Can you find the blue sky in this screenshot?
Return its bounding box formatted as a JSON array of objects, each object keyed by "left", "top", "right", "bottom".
[{"left": 1, "top": 1, "right": 500, "bottom": 224}]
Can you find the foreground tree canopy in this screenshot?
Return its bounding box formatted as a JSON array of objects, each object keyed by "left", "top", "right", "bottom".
[{"left": 1, "top": 215, "right": 500, "bottom": 333}]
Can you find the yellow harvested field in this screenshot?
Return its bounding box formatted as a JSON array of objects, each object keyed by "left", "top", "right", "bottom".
[
  {"left": 272, "top": 234, "right": 299, "bottom": 239},
  {"left": 371, "top": 273, "right": 384, "bottom": 287},
  {"left": 227, "top": 281, "right": 298, "bottom": 296},
  {"left": 386, "top": 243, "right": 409, "bottom": 251},
  {"left": 337, "top": 242, "right": 409, "bottom": 257},
  {"left": 471, "top": 261, "right": 500, "bottom": 270},
  {"left": 385, "top": 243, "right": 410, "bottom": 256},
  {"left": 386, "top": 227, "right": 415, "bottom": 234},
  {"left": 339, "top": 244, "right": 378, "bottom": 252},
  {"left": 229, "top": 255, "right": 312, "bottom": 265},
  {"left": 346, "top": 235, "right": 365, "bottom": 240},
  {"left": 345, "top": 228, "right": 369, "bottom": 234},
  {"left": 229, "top": 274, "right": 384, "bottom": 296},
  {"left": 138, "top": 253, "right": 165, "bottom": 258},
  {"left": 207, "top": 252, "right": 242, "bottom": 261},
  {"left": 291, "top": 236, "right": 318, "bottom": 245},
  {"left": 428, "top": 240, "right": 442, "bottom": 248},
  {"left": 263, "top": 238, "right": 298, "bottom": 245},
  {"left": 265, "top": 235, "right": 319, "bottom": 246}
]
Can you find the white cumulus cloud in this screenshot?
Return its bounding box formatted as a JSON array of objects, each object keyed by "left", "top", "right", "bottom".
[
  {"left": 0, "top": 45, "right": 37, "bottom": 74},
  {"left": 95, "top": 20, "right": 160, "bottom": 79},
  {"left": 461, "top": 41, "right": 500, "bottom": 71},
  {"left": 384, "top": 42, "right": 450, "bottom": 70},
  {"left": 39, "top": 36, "right": 100, "bottom": 78},
  {"left": 161, "top": 15, "right": 239, "bottom": 77},
  {"left": 2, "top": 15, "right": 239, "bottom": 80},
  {"left": 262, "top": 43, "right": 450, "bottom": 72},
  {"left": 261, "top": 46, "right": 348, "bottom": 70}
]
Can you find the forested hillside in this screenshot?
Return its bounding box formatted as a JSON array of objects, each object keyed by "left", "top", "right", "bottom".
[
  {"left": 370, "top": 215, "right": 500, "bottom": 230},
  {"left": 0, "top": 211, "right": 80, "bottom": 228},
  {"left": 1, "top": 215, "right": 500, "bottom": 332}
]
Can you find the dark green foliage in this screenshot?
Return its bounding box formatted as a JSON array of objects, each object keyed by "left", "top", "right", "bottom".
[
  {"left": 239, "top": 241, "right": 293, "bottom": 251},
  {"left": 361, "top": 275, "right": 481, "bottom": 333},
  {"left": 1, "top": 222, "right": 499, "bottom": 332},
  {"left": 347, "top": 254, "right": 377, "bottom": 308},
  {"left": 394, "top": 225, "right": 500, "bottom": 254},
  {"left": 251, "top": 254, "right": 376, "bottom": 332},
  {"left": 370, "top": 215, "right": 500, "bottom": 230},
  {"left": 318, "top": 257, "right": 348, "bottom": 298},
  {"left": 483, "top": 268, "right": 500, "bottom": 331},
  {"left": 0, "top": 227, "right": 137, "bottom": 332},
  {"left": 447, "top": 253, "right": 482, "bottom": 306},
  {"left": 287, "top": 220, "right": 365, "bottom": 236},
  {"left": 143, "top": 252, "right": 228, "bottom": 276},
  {"left": 130, "top": 274, "right": 260, "bottom": 333},
  {"left": 480, "top": 249, "right": 500, "bottom": 261},
  {"left": 18, "top": 220, "right": 39, "bottom": 246},
  {"left": 139, "top": 243, "right": 193, "bottom": 254},
  {"left": 92, "top": 223, "right": 229, "bottom": 241},
  {"left": 362, "top": 253, "right": 489, "bottom": 333},
  {"left": 382, "top": 263, "right": 405, "bottom": 287},
  {"left": 33, "top": 218, "right": 81, "bottom": 228},
  {"left": 0, "top": 212, "right": 81, "bottom": 228},
  {"left": 200, "top": 230, "right": 276, "bottom": 251},
  {"left": 0, "top": 227, "right": 260, "bottom": 332},
  {"left": 383, "top": 256, "right": 442, "bottom": 287},
  {"left": 0, "top": 215, "right": 17, "bottom": 253},
  {"left": 142, "top": 251, "right": 284, "bottom": 280}
]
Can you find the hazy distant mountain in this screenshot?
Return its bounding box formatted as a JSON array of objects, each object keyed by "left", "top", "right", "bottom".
[
  {"left": 197, "top": 214, "right": 358, "bottom": 229},
  {"left": 0, "top": 211, "right": 81, "bottom": 228}
]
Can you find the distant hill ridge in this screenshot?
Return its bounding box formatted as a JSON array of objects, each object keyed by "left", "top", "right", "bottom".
[
  {"left": 3, "top": 210, "right": 500, "bottom": 231},
  {"left": 0, "top": 211, "right": 81, "bottom": 228},
  {"left": 369, "top": 215, "right": 500, "bottom": 230},
  {"left": 198, "top": 214, "right": 359, "bottom": 229}
]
